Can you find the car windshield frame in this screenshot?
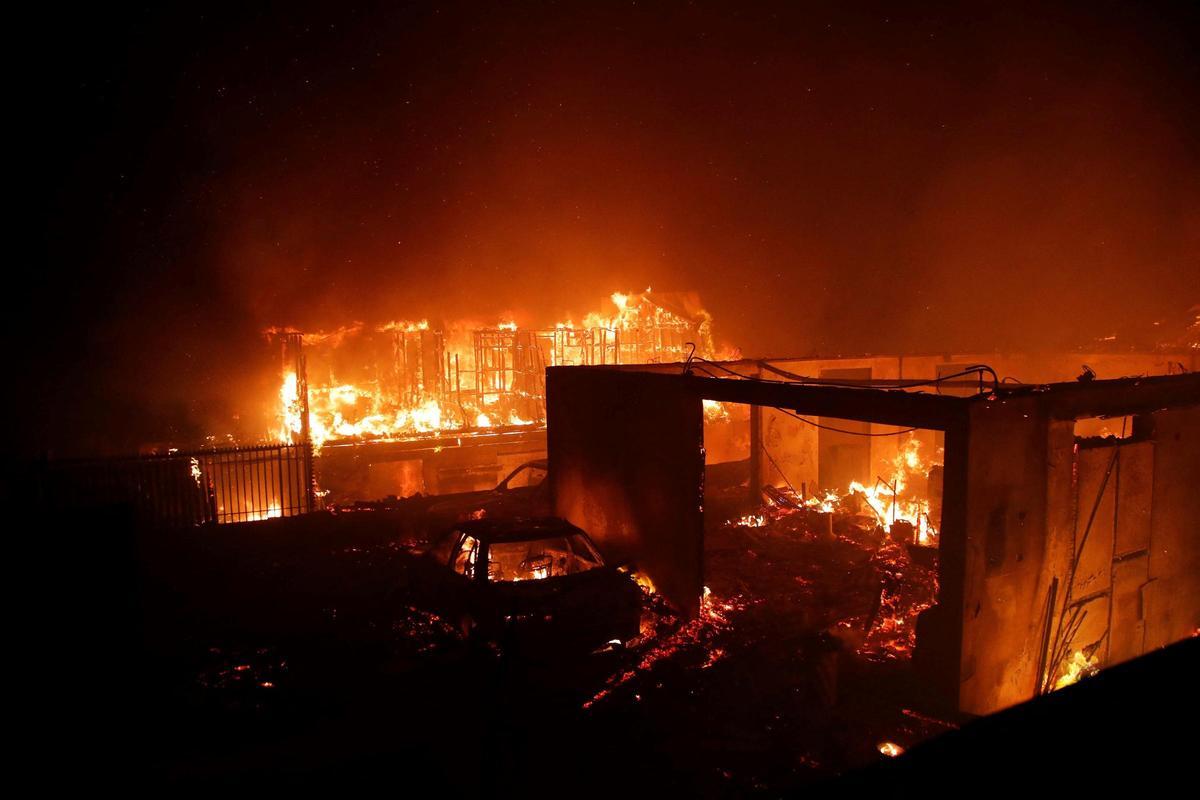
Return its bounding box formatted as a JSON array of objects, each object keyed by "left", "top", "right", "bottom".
[
  {"left": 448, "top": 533, "right": 481, "bottom": 580},
  {"left": 485, "top": 532, "right": 604, "bottom": 583},
  {"left": 496, "top": 462, "right": 548, "bottom": 492}
]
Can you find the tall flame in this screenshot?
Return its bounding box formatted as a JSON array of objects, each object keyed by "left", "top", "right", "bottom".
[{"left": 847, "top": 437, "right": 938, "bottom": 545}]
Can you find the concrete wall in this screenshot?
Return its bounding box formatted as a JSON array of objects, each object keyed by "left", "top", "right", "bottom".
[
  {"left": 748, "top": 349, "right": 1190, "bottom": 511},
  {"left": 955, "top": 388, "right": 1200, "bottom": 715},
  {"left": 769, "top": 350, "right": 1196, "bottom": 387},
  {"left": 546, "top": 361, "right": 1198, "bottom": 715},
  {"left": 761, "top": 407, "right": 819, "bottom": 492},
  {"left": 1143, "top": 404, "right": 1200, "bottom": 650},
  {"left": 957, "top": 394, "right": 1059, "bottom": 712},
  {"left": 547, "top": 369, "right": 705, "bottom": 617}
]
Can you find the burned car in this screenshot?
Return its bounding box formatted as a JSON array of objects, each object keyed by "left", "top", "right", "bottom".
[
  {"left": 420, "top": 517, "right": 642, "bottom": 651},
  {"left": 423, "top": 459, "right": 551, "bottom": 535}
]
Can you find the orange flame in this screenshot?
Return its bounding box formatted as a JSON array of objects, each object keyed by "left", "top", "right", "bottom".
[{"left": 270, "top": 290, "right": 725, "bottom": 450}]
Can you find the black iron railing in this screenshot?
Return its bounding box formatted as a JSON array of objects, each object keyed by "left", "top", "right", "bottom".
[{"left": 36, "top": 443, "right": 315, "bottom": 527}]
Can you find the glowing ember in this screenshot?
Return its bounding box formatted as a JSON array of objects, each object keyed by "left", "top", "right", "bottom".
[
  {"left": 620, "top": 566, "right": 657, "bottom": 595},
  {"left": 857, "top": 541, "right": 939, "bottom": 662},
  {"left": 1053, "top": 649, "right": 1099, "bottom": 690},
  {"left": 583, "top": 585, "right": 750, "bottom": 710},
  {"left": 802, "top": 490, "right": 841, "bottom": 513},
  {"left": 232, "top": 501, "right": 282, "bottom": 522},
  {"left": 727, "top": 463, "right": 942, "bottom": 665},
  {"left": 877, "top": 741, "right": 905, "bottom": 757},
  {"left": 189, "top": 457, "right": 202, "bottom": 486}
]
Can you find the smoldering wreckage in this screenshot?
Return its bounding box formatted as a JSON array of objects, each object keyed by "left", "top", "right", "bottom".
[{"left": 31, "top": 292, "right": 1200, "bottom": 793}]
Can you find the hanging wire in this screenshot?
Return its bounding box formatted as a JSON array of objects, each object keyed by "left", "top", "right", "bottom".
[
  {"left": 689, "top": 357, "right": 1006, "bottom": 435},
  {"left": 689, "top": 362, "right": 921, "bottom": 436},
  {"left": 682, "top": 341, "right": 698, "bottom": 375},
  {"left": 687, "top": 355, "right": 999, "bottom": 394},
  {"left": 759, "top": 442, "right": 799, "bottom": 497},
  {"left": 770, "top": 406, "right": 918, "bottom": 437},
  {"left": 752, "top": 359, "right": 1000, "bottom": 394}
]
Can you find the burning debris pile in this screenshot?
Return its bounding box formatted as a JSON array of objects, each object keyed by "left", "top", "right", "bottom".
[
  {"left": 720, "top": 503, "right": 940, "bottom": 665},
  {"left": 717, "top": 433, "right": 944, "bottom": 662},
  {"left": 581, "top": 438, "right": 945, "bottom": 715},
  {"left": 269, "top": 290, "right": 729, "bottom": 450},
  {"left": 165, "top": 517, "right": 956, "bottom": 792},
  {"left": 754, "top": 435, "right": 942, "bottom": 549},
  {"left": 576, "top": 513, "right": 951, "bottom": 784},
  {"left": 191, "top": 645, "right": 291, "bottom": 722},
  {"left": 584, "top": 585, "right": 751, "bottom": 710},
  {"left": 196, "top": 645, "right": 287, "bottom": 695}
]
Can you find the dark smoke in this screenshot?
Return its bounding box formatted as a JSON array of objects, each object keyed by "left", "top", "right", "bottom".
[{"left": 18, "top": 1, "right": 1199, "bottom": 455}]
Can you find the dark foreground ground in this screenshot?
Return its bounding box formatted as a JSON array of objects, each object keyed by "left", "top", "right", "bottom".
[{"left": 31, "top": 501, "right": 1195, "bottom": 795}]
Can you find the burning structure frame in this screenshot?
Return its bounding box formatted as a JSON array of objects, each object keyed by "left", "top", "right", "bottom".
[
  {"left": 546, "top": 359, "right": 1200, "bottom": 715},
  {"left": 272, "top": 290, "right": 718, "bottom": 452}
]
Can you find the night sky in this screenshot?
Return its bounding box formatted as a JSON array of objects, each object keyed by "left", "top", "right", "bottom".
[{"left": 19, "top": 1, "right": 1200, "bottom": 455}]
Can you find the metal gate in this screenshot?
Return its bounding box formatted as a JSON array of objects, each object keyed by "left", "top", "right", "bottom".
[{"left": 36, "top": 443, "right": 316, "bottom": 527}]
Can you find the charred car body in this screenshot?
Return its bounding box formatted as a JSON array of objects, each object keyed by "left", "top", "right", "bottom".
[
  {"left": 418, "top": 517, "right": 642, "bottom": 651},
  {"left": 422, "top": 459, "right": 551, "bottom": 535}
]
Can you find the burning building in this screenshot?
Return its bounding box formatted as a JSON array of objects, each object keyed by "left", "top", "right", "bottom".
[
  {"left": 30, "top": 289, "right": 731, "bottom": 524},
  {"left": 268, "top": 290, "right": 728, "bottom": 502}
]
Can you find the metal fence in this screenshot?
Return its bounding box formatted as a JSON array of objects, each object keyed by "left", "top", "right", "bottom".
[
  {"left": 199, "top": 444, "right": 315, "bottom": 524},
  {"left": 35, "top": 443, "right": 315, "bottom": 527}
]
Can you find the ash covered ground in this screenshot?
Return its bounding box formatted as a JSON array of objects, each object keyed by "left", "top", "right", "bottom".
[{"left": 77, "top": 498, "right": 955, "bottom": 795}]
